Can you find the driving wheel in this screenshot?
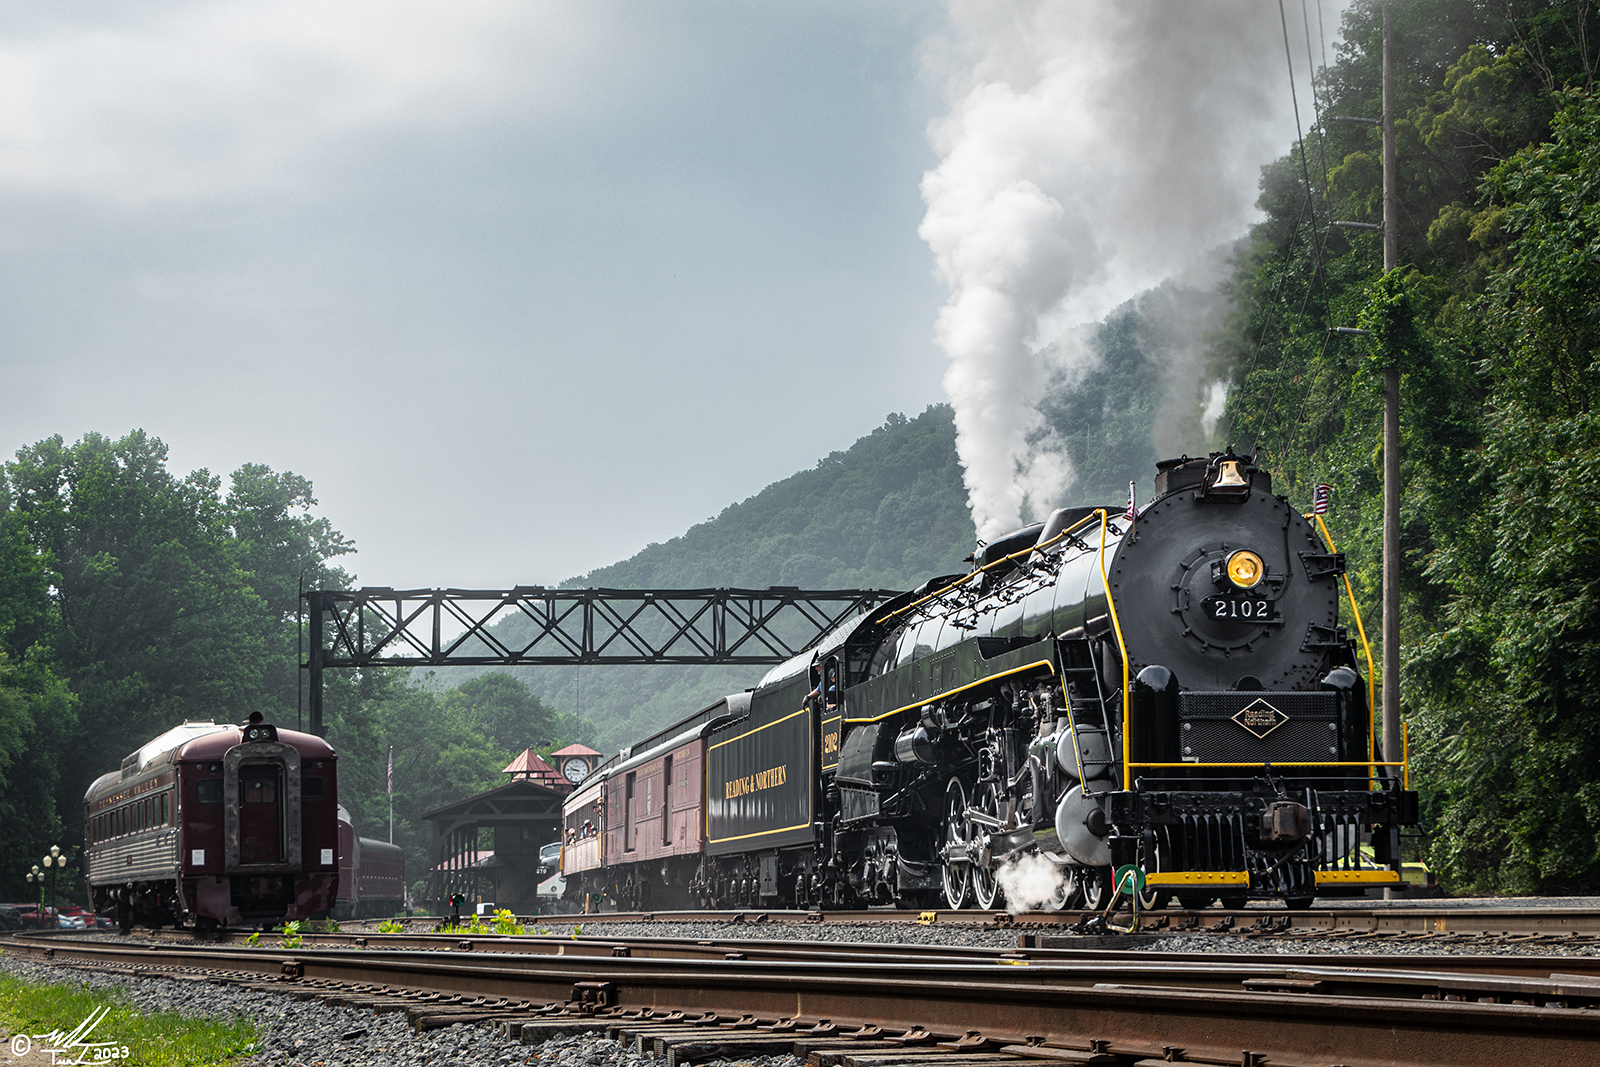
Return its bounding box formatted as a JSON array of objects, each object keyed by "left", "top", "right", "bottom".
[
  {"left": 970, "top": 780, "right": 1004, "bottom": 910},
  {"left": 941, "top": 777, "right": 971, "bottom": 909}
]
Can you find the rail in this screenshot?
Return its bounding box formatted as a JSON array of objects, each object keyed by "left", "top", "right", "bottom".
[{"left": 9, "top": 930, "right": 1600, "bottom": 1066}]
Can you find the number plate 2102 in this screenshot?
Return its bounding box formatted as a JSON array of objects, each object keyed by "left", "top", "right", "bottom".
[{"left": 1202, "top": 596, "right": 1275, "bottom": 621}]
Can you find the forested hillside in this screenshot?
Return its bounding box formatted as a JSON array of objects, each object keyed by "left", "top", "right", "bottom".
[
  {"left": 1216, "top": 0, "right": 1600, "bottom": 892},
  {"left": 490, "top": 405, "right": 977, "bottom": 750}
]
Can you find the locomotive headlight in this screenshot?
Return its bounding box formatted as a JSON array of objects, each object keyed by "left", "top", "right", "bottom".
[{"left": 1226, "top": 550, "right": 1266, "bottom": 589}]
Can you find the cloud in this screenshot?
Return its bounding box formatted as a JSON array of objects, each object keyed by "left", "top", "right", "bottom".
[{"left": 0, "top": 0, "right": 608, "bottom": 206}]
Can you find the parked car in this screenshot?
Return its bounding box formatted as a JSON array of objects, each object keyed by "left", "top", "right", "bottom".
[
  {"left": 0, "top": 905, "right": 21, "bottom": 930},
  {"left": 56, "top": 913, "right": 87, "bottom": 929},
  {"left": 536, "top": 841, "right": 568, "bottom": 911},
  {"left": 59, "top": 906, "right": 112, "bottom": 929}
]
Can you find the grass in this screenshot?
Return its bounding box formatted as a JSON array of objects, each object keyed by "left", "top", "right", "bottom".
[{"left": 0, "top": 966, "right": 257, "bottom": 1067}]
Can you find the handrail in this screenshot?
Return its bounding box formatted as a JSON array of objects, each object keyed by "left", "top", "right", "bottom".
[
  {"left": 1403, "top": 720, "right": 1411, "bottom": 791},
  {"left": 1311, "top": 512, "right": 1381, "bottom": 788},
  {"left": 1095, "top": 508, "right": 1134, "bottom": 793}
]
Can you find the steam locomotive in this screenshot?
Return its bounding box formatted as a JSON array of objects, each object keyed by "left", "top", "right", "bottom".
[
  {"left": 84, "top": 714, "right": 341, "bottom": 932},
  {"left": 564, "top": 452, "right": 1416, "bottom": 910}
]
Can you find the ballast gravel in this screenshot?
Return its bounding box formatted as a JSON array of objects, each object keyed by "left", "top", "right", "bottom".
[
  {"left": 0, "top": 954, "right": 800, "bottom": 1067},
  {"left": 5, "top": 898, "right": 1599, "bottom": 1067}
]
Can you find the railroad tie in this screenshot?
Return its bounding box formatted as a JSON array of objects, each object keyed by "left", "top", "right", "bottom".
[
  {"left": 663, "top": 1037, "right": 810, "bottom": 1067},
  {"left": 827, "top": 1053, "right": 1020, "bottom": 1067},
  {"left": 518, "top": 1019, "right": 615, "bottom": 1044},
  {"left": 790, "top": 1039, "right": 905, "bottom": 1061}
]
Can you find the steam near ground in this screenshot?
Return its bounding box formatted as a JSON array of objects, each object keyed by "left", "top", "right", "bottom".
[
  {"left": 921, "top": 0, "right": 1338, "bottom": 538},
  {"left": 995, "top": 851, "right": 1069, "bottom": 914}
]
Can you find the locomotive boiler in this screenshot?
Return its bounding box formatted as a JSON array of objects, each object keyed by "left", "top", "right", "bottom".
[
  {"left": 565, "top": 451, "right": 1416, "bottom": 911},
  {"left": 84, "top": 713, "right": 340, "bottom": 932}
]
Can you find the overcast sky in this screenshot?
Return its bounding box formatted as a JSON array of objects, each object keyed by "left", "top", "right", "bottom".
[{"left": 0, "top": 1, "right": 1335, "bottom": 590}]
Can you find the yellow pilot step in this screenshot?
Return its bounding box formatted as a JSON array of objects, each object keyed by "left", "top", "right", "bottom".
[
  {"left": 1144, "top": 871, "right": 1250, "bottom": 887},
  {"left": 1315, "top": 869, "right": 1401, "bottom": 885}
]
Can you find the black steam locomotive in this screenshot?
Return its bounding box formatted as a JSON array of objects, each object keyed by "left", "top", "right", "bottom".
[{"left": 566, "top": 452, "right": 1415, "bottom": 910}]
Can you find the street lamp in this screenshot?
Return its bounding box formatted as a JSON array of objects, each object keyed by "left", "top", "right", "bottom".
[
  {"left": 26, "top": 864, "right": 42, "bottom": 926},
  {"left": 42, "top": 845, "right": 61, "bottom": 917}
]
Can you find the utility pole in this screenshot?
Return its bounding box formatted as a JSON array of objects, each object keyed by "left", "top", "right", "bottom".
[{"left": 1381, "top": 4, "right": 1401, "bottom": 772}]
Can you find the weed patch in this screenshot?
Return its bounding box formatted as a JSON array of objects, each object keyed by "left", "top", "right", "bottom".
[{"left": 0, "top": 971, "right": 256, "bottom": 1067}]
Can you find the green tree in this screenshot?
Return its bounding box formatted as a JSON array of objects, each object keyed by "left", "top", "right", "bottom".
[
  {"left": 1217, "top": 0, "right": 1600, "bottom": 891},
  {"left": 4, "top": 432, "right": 266, "bottom": 816},
  {"left": 441, "top": 673, "right": 559, "bottom": 754},
  {"left": 1413, "top": 92, "right": 1600, "bottom": 891},
  {"left": 225, "top": 464, "right": 354, "bottom": 719},
  {"left": 327, "top": 672, "right": 510, "bottom": 889},
  {"left": 0, "top": 503, "right": 77, "bottom": 901}
]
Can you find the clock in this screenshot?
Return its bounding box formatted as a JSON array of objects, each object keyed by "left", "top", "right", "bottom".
[{"left": 562, "top": 757, "right": 591, "bottom": 784}]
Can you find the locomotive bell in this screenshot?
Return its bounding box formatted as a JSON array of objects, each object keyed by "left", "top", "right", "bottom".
[
  {"left": 1201, "top": 448, "right": 1257, "bottom": 499},
  {"left": 1215, "top": 460, "right": 1249, "bottom": 488}
]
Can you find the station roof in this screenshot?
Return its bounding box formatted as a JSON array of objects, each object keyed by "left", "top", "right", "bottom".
[{"left": 502, "top": 749, "right": 568, "bottom": 790}]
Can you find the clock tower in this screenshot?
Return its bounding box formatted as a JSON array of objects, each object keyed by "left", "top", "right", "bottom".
[{"left": 550, "top": 743, "right": 601, "bottom": 787}]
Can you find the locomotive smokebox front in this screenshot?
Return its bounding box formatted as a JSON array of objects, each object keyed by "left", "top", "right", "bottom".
[{"left": 1110, "top": 454, "right": 1343, "bottom": 694}]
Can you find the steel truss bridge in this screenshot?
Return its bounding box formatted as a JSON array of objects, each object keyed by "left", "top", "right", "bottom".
[{"left": 300, "top": 586, "right": 898, "bottom": 734}]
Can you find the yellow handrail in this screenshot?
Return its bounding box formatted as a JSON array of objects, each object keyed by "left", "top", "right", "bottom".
[
  {"left": 1311, "top": 512, "right": 1381, "bottom": 788},
  {"left": 1095, "top": 508, "right": 1133, "bottom": 792},
  {"left": 1402, "top": 720, "right": 1411, "bottom": 791}
]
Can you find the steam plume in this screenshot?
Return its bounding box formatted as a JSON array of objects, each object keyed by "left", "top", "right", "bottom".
[
  {"left": 995, "top": 852, "right": 1068, "bottom": 915},
  {"left": 921, "top": 0, "right": 1325, "bottom": 538}
]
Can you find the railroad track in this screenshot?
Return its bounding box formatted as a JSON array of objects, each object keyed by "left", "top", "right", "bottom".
[
  {"left": 7, "top": 929, "right": 1600, "bottom": 1066},
  {"left": 494, "top": 903, "right": 1600, "bottom": 938},
  {"left": 46, "top": 925, "right": 1600, "bottom": 982}
]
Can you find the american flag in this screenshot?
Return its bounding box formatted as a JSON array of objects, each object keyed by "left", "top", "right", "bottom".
[
  {"left": 387, "top": 746, "right": 393, "bottom": 796},
  {"left": 1313, "top": 484, "right": 1333, "bottom": 515},
  {"left": 1124, "top": 481, "right": 1137, "bottom": 521}
]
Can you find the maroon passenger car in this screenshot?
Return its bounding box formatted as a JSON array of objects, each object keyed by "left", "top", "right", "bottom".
[{"left": 84, "top": 714, "right": 339, "bottom": 932}]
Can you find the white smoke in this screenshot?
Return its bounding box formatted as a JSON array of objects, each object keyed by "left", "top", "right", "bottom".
[
  {"left": 994, "top": 851, "right": 1068, "bottom": 915},
  {"left": 921, "top": 0, "right": 1333, "bottom": 538}
]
